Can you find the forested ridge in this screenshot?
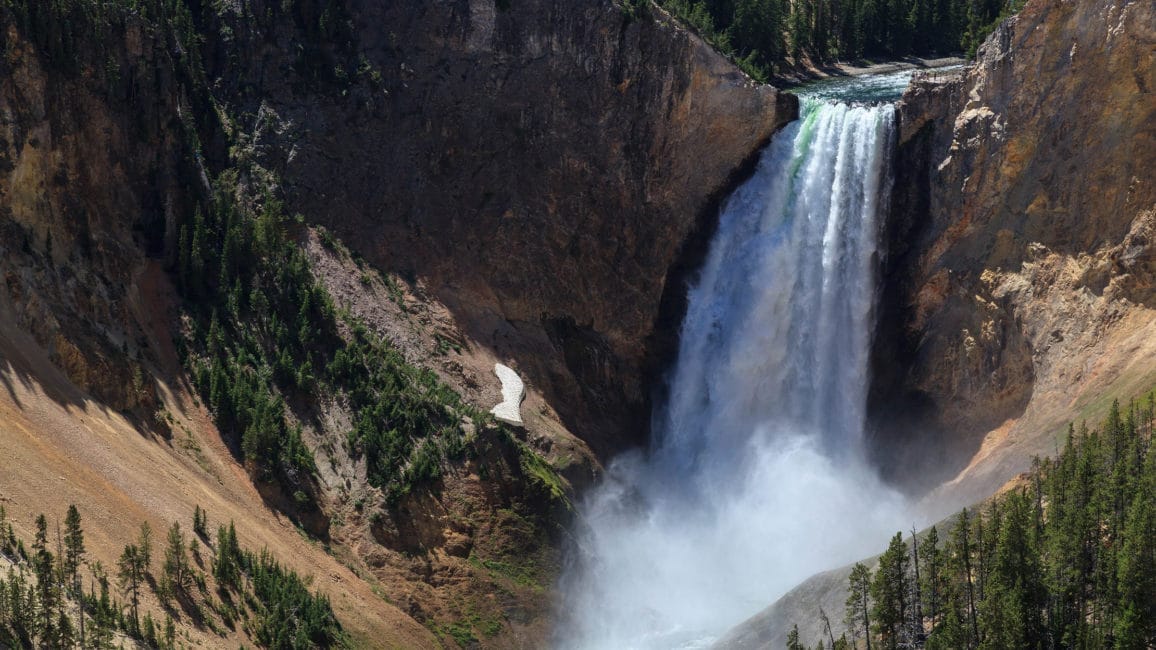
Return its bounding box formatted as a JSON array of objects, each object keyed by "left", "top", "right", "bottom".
[
  {"left": 648, "top": 0, "right": 1024, "bottom": 81},
  {"left": 0, "top": 505, "right": 345, "bottom": 649},
  {"left": 794, "top": 396, "right": 1156, "bottom": 649},
  {"left": 0, "top": 0, "right": 568, "bottom": 518},
  {"left": 0, "top": 0, "right": 572, "bottom": 643}
]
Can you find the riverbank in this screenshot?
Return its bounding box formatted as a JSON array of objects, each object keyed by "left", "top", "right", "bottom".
[{"left": 773, "top": 56, "right": 968, "bottom": 88}]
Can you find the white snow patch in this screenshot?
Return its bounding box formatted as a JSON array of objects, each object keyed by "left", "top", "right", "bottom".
[{"left": 490, "top": 363, "right": 525, "bottom": 426}]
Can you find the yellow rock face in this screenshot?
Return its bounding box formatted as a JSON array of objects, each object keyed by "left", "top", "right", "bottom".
[{"left": 879, "top": 0, "right": 1156, "bottom": 508}]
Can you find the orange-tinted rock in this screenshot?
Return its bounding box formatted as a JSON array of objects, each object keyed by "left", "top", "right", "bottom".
[{"left": 873, "top": 0, "right": 1156, "bottom": 506}]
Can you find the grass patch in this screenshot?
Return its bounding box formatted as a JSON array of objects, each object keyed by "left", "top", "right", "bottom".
[
  {"left": 468, "top": 538, "right": 547, "bottom": 592},
  {"left": 514, "top": 438, "right": 569, "bottom": 508}
]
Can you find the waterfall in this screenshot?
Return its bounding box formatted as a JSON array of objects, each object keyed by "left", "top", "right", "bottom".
[{"left": 560, "top": 91, "right": 917, "bottom": 649}]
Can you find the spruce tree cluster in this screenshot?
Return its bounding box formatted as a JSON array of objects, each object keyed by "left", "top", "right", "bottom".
[
  {"left": 798, "top": 396, "right": 1156, "bottom": 649},
  {"left": 0, "top": 0, "right": 483, "bottom": 509},
  {"left": 0, "top": 505, "right": 346, "bottom": 648},
  {"left": 175, "top": 171, "right": 488, "bottom": 506}
]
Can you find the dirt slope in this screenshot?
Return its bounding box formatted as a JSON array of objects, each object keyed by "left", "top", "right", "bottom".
[{"left": 0, "top": 279, "right": 438, "bottom": 649}]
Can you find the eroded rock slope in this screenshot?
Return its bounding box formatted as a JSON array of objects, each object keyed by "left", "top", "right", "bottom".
[
  {"left": 207, "top": 0, "right": 796, "bottom": 454},
  {"left": 873, "top": 0, "right": 1156, "bottom": 507}
]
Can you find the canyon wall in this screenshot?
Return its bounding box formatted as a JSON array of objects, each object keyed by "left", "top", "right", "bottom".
[
  {"left": 0, "top": 1, "right": 793, "bottom": 645},
  {"left": 0, "top": 0, "right": 795, "bottom": 466},
  {"left": 0, "top": 12, "right": 197, "bottom": 417},
  {"left": 206, "top": 0, "right": 796, "bottom": 455},
  {"left": 872, "top": 0, "right": 1156, "bottom": 506}
]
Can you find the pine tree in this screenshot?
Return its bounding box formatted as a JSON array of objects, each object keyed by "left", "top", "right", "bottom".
[
  {"left": 54, "top": 610, "right": 74, "bottom": 648},
  {"left": 1047, "top": 419, "right": 1098, "bottom": 646},
  {"left": 5, "top": 570, "right": 30, "bottom": 646},
  {"left": 926, "top": 601, "right": 967, "bottom": 650},
  {"left": 949, "top": 508, "right": 979, "bottom": 647},
  {"left": 910, "top": 525, "right": 925, "bottom": 646},
  {"left": 979, "top": 489, "right": 1044, "bottom": 649},
  {"left": 845, "top": 562, "right": 873, "bottom": 650},
  {"left": 190, "top": 206, "right": 208, "bottom": 297},
  {"left": 137, "top": 521, "right": 153, "bottom": 573},
  {"left": 0, "top": 507, "right": 7, "bottom": 558},
  {"left": 787, "top": 623, "right": 805, "bottom": 650},
  {"left": 214, "top": 521, "right": 243, "bottom": 591},
  {"left": 143, "top": 610, "right": 157, "bottom": 646},
  {"left": 819, "top": 607, "right": 838, "bottom": 649},
  {"left": 1114, "top": 439, "right": 1156, "bottom": 647},
  {"left": 116, "top": 544, "right": 145, "bottom": 632},
  {"left": 63, "top": 505, "right": 85, "bottom": 590},
  {"left": 31, "top": 514, "right": 57, "bottom": 643},
  {"left": 921, "top": 525, "right": 944, "bottom": 624},
  {"left": 0, "top": 571, "right": 9, "bottom": 646},
  {"left": 787, "top": 0, "right": 812, "bottom": 58},
  {"left": 178, "top": 223, "right": 191, "bottom": 292},
  {"left": 89, "top": 561, "right": 115, "bottom": 648},
  {"left": 163, "top": 522, "right": 190, "bottom": 594},
  {"left": 193, "top": 505, "right": 209, "bottom": 540},
  {"left": 872, "top": 532, "right": 910, "bottom": 649}
]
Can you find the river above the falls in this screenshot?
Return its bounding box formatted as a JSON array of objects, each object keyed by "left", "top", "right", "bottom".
[{"left": 792, "top": 64, "right": 966, "bottom": 103}]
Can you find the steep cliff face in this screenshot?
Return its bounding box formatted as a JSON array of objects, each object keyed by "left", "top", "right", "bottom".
[
  {"left": 0, "top": 12, "right": 440, "bottom": 647},
  {"left": 0, "top": 1, "right": 791, "bottom": 646},
  {"left": 0, "top": 14, "right": 195, "bottom": 418},
  {"left": 872, "top": 0, "right": 1156, "bottom": 506},
  {"left": 204, "top": 0, "right": 796, "bottom": 455}
]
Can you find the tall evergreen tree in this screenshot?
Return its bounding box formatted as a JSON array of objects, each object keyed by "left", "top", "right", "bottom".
[
  {"left": 1114, "top": 439, "right": 1156, "bottom": 647},
  {"left": 193, "top": 505, "right": 209, "bottom": 540},
  {"left": 116, "top": 544, "right": 145, "bottom": 632},
  {"left": 137, "top": 521, "right": 153, "bottom": 574},
  {"left": 213, "top": 522, "right": 242, "bottom": 592},
  {"left": 787, "top": 623, "right": 805, "bottom": 650},
  {"left": 872, "top": 532, "right": 910, "bottom": 649},
  {"left": 948, "top": 507, "right": 979, "bottom": 647},
  {"left": 910, "top": 526, "right": 925, "bottom": 646},
  {"left": 0, "top": 507, "right": 8, "bottom": 559},
  {"left": 5, "top": 569, "right": 31, "bottom": 646},
  {"left": 979, "top": 490, "right": 1044, "bottom": 649},
  {"left": 845, "top": 562, "right": 873, "bottom": 650},
  {"left": 163, "top": 522, "right": 190, "bottom": 595},
  {"left": 921, "top": 525, "right": 944, "bottom": 624},
  {"left": 62, "top": 505, "right": 85, "bottom": 590},
  {"left": 31, "top": 514, "right": 57, "bottom": 643}
]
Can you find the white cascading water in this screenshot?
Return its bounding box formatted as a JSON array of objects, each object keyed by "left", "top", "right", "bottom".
[{"left": 560, "top": 84, "right": 920, "bottom": 649}]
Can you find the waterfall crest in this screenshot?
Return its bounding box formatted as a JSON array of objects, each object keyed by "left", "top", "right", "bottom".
[{"left": 561, "top": 94, "right": 912, "bottom": 649}]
